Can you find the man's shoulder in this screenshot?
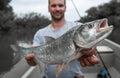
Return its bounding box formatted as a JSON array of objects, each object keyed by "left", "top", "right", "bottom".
[{"left": 36, "top": 25, "right": 50, "bottom": 34}]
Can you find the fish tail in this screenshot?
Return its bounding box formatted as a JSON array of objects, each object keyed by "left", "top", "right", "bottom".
[{"left": 10, "top": 44, "right": 23, "bottom": 64}]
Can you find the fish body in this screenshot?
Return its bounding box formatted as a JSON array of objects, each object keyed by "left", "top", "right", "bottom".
[
  {"left": 18, "top": 26, "right": 78, "bottom": 64},
  {"left": 18, "top": 26, "right": 79, "bottom": 78},
  {"left": 16, "top": 18, "right": 113, "bottom": 78}
]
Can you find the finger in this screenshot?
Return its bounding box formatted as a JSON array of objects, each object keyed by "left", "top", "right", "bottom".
[
  {"left": 83, "top": 57, "right": 92, "bottom": 66},
  {"left": 79, "top": 55, "right": 96, "bottom": 67},
  {"left": 87, "top": 55, "right": 100, "bottom": 64},
  {"left": 78, "top": 56, "right": 85, "bottom": 67},
  {"left": 25, "top": 53, "right": 35, "bottom": 60},
  {"left": 80, "top": 59, "right": 86, "bottom": 67},
  {"left": 79, "top": 56, "right": 91, "bottom": 67},
  {"left": 81, "top": 47, "right": 97, "bottom": 56},
  {"left": 25, "top": 53, "right": 37, "bottom": 66},
  {"left": 27, "top": 60, "right": 37, "bottom": 66}
]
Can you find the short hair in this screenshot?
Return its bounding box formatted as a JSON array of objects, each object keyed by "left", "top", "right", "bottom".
[{"left": 48, "top": 0, "right": 66, "bottom": 5}]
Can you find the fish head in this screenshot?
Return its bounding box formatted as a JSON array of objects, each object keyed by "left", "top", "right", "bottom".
[{"left": 74, "top": 18, "right": 113, "bottom": 49}]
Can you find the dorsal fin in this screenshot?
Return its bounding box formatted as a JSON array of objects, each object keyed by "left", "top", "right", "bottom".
[{"left": 44, "top": 36, "right": 55, "bottom": 44}]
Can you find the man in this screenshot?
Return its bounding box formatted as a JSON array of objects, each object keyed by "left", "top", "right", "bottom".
[{"left": 25, "top": 0, "right": 99, "bottom": 78}]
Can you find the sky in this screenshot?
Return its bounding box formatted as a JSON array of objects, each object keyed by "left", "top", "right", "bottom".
[{"left": 9, "top": 0, "right": 111, "bottom": 21}]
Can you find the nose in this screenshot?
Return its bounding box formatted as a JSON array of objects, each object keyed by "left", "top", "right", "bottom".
[{"left": 55, "top": 6, "right": 60, "bottom": 10}]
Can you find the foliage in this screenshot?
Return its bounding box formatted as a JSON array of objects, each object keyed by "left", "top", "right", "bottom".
[
  {"left": 0, "top": 0, "right": 50, "bottom": 37},
  {"left": 0, "top": 0, "right": 12, "bottom": 11},
  {"left": 13, "top": 13, "right": 50, "bottom": 40},
  {"left": 14, "top": 13, "right": 50, "bottom": 29},
  {"left": 0, "top": 11, "right": 15, "bottom": 33},
  {"left": 0, "top": 0, "right": 14, "bottom": 34}
]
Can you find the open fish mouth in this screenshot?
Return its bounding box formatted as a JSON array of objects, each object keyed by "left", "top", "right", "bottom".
[{"left": 97, "top": 18, "right": 113, "bottom": 32}]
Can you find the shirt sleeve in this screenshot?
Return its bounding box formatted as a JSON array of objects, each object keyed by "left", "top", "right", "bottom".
[{"left": 33, "top": 31, "right": 45, "bottom": 46}]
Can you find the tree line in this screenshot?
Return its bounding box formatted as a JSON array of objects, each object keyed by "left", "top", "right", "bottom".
[{"left": 0, "top": 0, "right": 50, "bottom": 40}]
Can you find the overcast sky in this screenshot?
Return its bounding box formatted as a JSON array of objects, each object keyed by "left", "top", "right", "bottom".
[{"left": 10, "top": 0, "right": 111, "bottom": 21}]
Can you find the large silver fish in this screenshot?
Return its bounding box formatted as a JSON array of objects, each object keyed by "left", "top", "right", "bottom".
[{"left": 16, "top": 18, "right": 113, "bottom": 78}]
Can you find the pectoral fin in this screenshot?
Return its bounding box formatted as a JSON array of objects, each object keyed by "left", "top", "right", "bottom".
[
  {"left": 56, "top": 63, "right": 71, "bottom": 77},
  {"left": 63, "top": 64, "right": 70, "bottom": 70},
  {"left": 56, "top": 63, "right": 64, "bottom": 77}
]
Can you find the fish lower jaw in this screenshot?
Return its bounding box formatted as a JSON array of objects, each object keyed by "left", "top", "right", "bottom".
[{"left": 97, "top": 26, "right": 113, "bottom": 32}]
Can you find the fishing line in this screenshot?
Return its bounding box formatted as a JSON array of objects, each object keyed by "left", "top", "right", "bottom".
[
  {"left": 97, "top": 51, "right": 112, "bottom": 78},
  {"left": 71, "top": 0, "right": 81, "bottom": 19}
]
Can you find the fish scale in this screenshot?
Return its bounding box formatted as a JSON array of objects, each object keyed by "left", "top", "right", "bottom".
[{"left": 17, "top": 18, "right": 113, "bottom": 78}]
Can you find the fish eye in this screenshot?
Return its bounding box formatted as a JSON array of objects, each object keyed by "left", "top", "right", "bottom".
[{"left": 88, "top": 24, "right": 93, "bottom": 29}]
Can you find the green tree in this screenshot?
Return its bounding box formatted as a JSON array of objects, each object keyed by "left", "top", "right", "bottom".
[
  {"left": 0, "top": 0, "right": 14, "bottom": 33},
  {"left": 13, "top": 12, "right": 50, "bottom": 40},
  {"left": 0, "top": 11, "right": 14, "bottom": 32},
  {"left": 0, "top": 0, "right": 11, "bottom": 11}
]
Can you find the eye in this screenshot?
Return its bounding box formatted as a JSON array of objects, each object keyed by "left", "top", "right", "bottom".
[
  {"left": 51, "top": 4, "right": 56, "bottom": 7},
  {"left": 88, "top": 24, "right": 93, "bottom": 29},
  {"left": 58, "top": 4, "right": 64, "bottom": 7}
]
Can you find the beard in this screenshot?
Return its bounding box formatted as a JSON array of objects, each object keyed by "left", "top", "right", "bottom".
[{"left": 51, "top": 12, "right": 64, "bottom": 21}]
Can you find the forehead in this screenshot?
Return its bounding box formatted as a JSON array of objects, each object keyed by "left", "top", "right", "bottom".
[{"left": 49, "top": 0, "right": 65, "bottom": 5}]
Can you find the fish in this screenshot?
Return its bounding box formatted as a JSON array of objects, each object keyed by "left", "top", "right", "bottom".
[{"left": 15, "top": 18, "right": 113, "bottom": 78}]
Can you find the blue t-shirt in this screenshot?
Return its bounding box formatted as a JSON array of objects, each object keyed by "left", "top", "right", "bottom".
[{"left": 33, "top": 21, "right": 83, "bottom": 78}]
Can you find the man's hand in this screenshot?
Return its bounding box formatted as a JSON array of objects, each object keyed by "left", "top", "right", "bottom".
[
  {"left": 78, "top": 47, "right": 100, "bottom": 67},
  {"left": 25, "top": 53, "right": 36, "bottom": 66}
]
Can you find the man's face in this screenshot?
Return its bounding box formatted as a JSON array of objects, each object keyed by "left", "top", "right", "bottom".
[{"left": 49, "top": 0, "right": 66, "bottom": 21}]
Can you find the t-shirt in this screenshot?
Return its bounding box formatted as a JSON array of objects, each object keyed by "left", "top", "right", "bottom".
[{"left": 33, "top": 21, "right": 83, "bottom": 78}]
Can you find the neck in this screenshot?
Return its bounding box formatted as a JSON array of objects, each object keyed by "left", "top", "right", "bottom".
[{"left": 51, "top": 18, "right": 66, "bottom": 30}]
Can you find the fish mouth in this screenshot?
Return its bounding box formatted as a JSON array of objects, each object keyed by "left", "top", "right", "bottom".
[{"left": 97, "top": 18, "right": 113, "bottom": 32}]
